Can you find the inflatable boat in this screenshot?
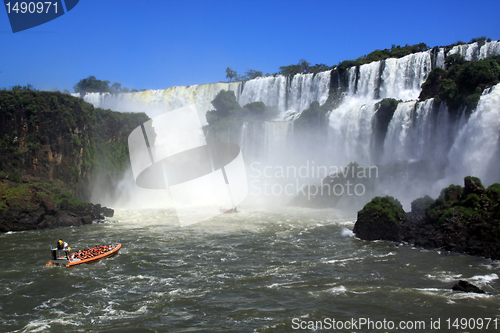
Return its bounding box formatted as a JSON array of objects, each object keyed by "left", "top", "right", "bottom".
[{"left": 46, "top": 243, "right": 121, "bottom": 268}]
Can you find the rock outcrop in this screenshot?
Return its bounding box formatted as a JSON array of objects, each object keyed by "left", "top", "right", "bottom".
[
  {"left": 353, "top": 196, "right": 406, "bottom": 242},
  {"left": 354, "top": 176, "right": 500, "bottom": 260},
  {"left": 0, "top": 177, "right": 113, "bottom": 232},
  {"left": 452, "top": 280, "right": 485, "bottom": 293}
]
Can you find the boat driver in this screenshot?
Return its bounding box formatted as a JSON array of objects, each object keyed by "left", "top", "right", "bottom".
[{"left": 56, "top": 239, "right": 71, "bottom": 260}]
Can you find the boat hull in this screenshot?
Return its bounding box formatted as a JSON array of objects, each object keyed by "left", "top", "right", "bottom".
[{"left": 46, "top": 243, "right": 121, "bottom": 268}]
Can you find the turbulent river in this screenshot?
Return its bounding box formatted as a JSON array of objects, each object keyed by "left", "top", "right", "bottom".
[{"left": 1, "top": 207, "right": 499, "bottom": 332}]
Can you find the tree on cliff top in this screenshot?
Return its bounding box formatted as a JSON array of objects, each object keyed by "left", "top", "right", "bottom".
[
  {"left": 225, "top": 67, "right": 237, "bottom": 82},
  {"left": 74, "top": 76, "right": 111, "bottom": 93}
]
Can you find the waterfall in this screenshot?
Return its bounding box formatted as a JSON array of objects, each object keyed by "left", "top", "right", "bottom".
[
  {"left": 381, "top": 98, "right": 454, "bottom": 165},
  {"left": 435, "top": 48, "right": 446, "bottom": 69},
  {"left": 83, "top": 82, "right": 241, "bottom": 125},
  {"left": 382, "top": 101, "right": 418, "bottom": 163},
  {"left": 345, "top": 51, "right": 432, "bottom": 101},
  {"left": 447, "top": 40, "right": 500, "bottom": 61},
  {"left": 328, "top": 98, "right": 378, "bottom": 166},
  {"left": 238, "top": 75, "right": 288, "bottom": 113},
  {"left": 287, "top": 71, "right": 332, "bottom": 114},
  {"left": 82, "top": 70, "right": 332, "bottom": 125},
  {"left": 238, "top": 71, "right": 332, "bottom": 118},
  {"left": 76, "top": 41, "right": 500, "bottom": 203},
  {"left": 380, "top": 51, "right": 431, "bottom": 100},
  {"left": 444, "top": 83, "right": 500, "bottom": 184},
  {"left": 351, "top": 61, "right": 382, "bottom": 99},
  {"left": 263, "top": 121, "right": 293, "bottom": 157},
  {"left": 237, "top": 120, "right": 292, "bottom": 163},
  {"left": 326, "top": 50, "right": 433, "bottom": 167},
  {"left": 479, "top": 40, "right": 500, "bottom": 59}
]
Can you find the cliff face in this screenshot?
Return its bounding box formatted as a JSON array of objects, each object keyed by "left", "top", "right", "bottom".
[
  {"left": 0, "top": 91, "right": 149, "bottom": 206},
  {"left": 0, "top": 91, "right": 95, "bottom": 198}
]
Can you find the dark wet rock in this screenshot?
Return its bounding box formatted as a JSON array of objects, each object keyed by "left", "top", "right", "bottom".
[
  {"left": 81, "top": 215, "right": 93, "bottom": 225},
  {"left": 452, "top": 280, "right": 485, "bottom": 293}
]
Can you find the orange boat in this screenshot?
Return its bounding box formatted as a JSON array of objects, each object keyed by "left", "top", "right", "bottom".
[{"left": 46, "top": 243, "right": 121, "bottom": 268}]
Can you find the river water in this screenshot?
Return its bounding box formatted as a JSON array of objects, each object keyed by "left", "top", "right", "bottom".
[{"left": 1, "top": 207, "right": 499, "bottom": 332}]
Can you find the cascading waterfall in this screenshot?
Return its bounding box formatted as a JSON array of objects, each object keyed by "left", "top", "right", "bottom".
[
  {"left": 347, "top": 51, "right": 432, "bottom": 100},
  {"left": 382, "top": 99, "right": 453, "bottom": 165},
  {"left": 235, "top": 71, "right": 331, "bottom": 161},
  {"left": 435, "top": 48, "right": 446, "bottom": 69},
  {"left": 83, "top": 82, "right": 241, "bottom": 125},
  {"left": 479, "top": 40, "right": 500, "bottom": 59},
  {"left": 238, "top": 71, "right": 332, "bottom": 118},
  {"left": 380, "top": 51, "right": 431, "bottom": 100},
  {"left": 79, "top": 41, "right": 500, "bottom": 205},
  {"left": 238, "top": 75, "right": 288, "bottom": 113},
  {"left": 444, "top": 83, "right": 500, "bottom": 185},
  {"left": 287, "top": 71, "right": 332, "bottom": 114},
  {"left": 83, "top": 71, "right": 332, "bottom": 126},
  {"left": 322, "top": 45, "right": 500, "bottom": 204},
  {"left": 237, "top": 121, "right": 293, "bottom": 164},
  {"left": 382, "top": 101, "right": 419, "bottom": 164},
  {"left": 326, "top": 51, "right": 433, "bottom": 168},
  {"left": 350, "top": 61, "right": 382, "bottom": 99},
  {"left": 263, "top": 121, "right": 293, "bottom": 160},
  {"left": 328, "top": 98, "right": 378, "bottom": 166},
  {"left": 447, "top": 40, "right": 500, "bottom": 61}
]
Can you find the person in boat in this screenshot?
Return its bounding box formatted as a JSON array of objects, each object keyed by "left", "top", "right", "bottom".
[
  {"left": 232, "top": 207, "right": 238, "bottom": 213},
  {"left": 55, "top": 239, "right": 71, "bottom": 260}
]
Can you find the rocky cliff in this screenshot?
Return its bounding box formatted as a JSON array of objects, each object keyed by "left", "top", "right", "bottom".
[{"left": 0, "top": 91, "right": 149, "bottom": 231}]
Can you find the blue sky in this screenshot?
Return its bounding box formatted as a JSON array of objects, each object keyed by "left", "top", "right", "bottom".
[{"left": 1, "top": 0, "right": 499, "bottom": 92}]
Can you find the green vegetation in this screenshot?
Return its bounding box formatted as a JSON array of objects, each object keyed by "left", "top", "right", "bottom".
[
  {"left": 0, "top": 90, "right": 149, "bottom": 202},
  {"left": 74, "top": 76, "right": 112, "bottom": 93},
  {"left": 205, "top": 90, "right": 270, "bottom": 127},
  {"left": 419, "top": 67, "right": 446, "bottom": 100},
  {"left": 73, "top": 76, "right": 137, "bottom": 94},
  {"left": 0, "top": 178, "right": 83, "bottom": 212},
  {"left": 293, "top": 101, "right": 330, "bottom": 131},
  {"left": 420, "top": 54, "right": 500, "bottom": 113},
  {"left": 410, "top": 195, "right": 434, "bottom": 215},
  {"left": 225, "top": 67, "right": 238, "bottom": 82},
  {"left": 225, "top": 67, "right": 266, "bottom": 82},
  {"left": 244, "top": 69, "right": 264, "bottom": 80},
  {"left": 10, "top": 84, "right": 36, "bottom": 91},
  {"left": 338, "top": 43, "right": 429, "bottom": 74},
  {"left": 93, "top": 108, "right": 149, "bottom": 177},
  {"left": 359, "top": 196, "right": 406, "bottom": 224},
  {"left": 421, "top": 176, "right": 500, "bottom": 225}
]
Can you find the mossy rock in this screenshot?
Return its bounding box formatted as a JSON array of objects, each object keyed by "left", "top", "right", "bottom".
[
  {"left": 353, "top": 196, "right": 406, "bottom": 242},
  {"left": 439, "top": 184, "right": 463, "bottom": 202},
  {"left": 463, "top": 176, "right": 485, "bottom": 197},
  {"left": 411, "top": 195, "right": 434, "bottom": 215},
  {"left": 486, "top": 183, "right": 500, "bottom": 202},
  {"left": 210, "top": 90, "right": 240, "bottom": 117}
]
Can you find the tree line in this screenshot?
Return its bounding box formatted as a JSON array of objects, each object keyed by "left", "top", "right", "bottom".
[
  {"left": 225, "top": 37, "right": 495, "bottom": 81},
  {"left": 73, "top": 76, "right": 144, "bottom": 94}
]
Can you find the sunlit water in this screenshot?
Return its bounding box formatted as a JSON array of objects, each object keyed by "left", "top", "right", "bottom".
[{"left": 1, "top": 207, "right": 499, "bottom": 332}]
